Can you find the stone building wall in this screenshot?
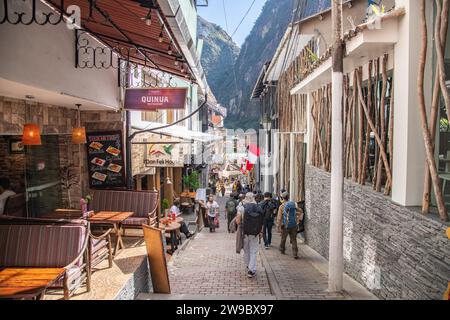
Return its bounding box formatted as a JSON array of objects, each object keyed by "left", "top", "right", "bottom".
[
  {"left": 304, "top": 164, "right": 450, "bottom": 300},
  {"left": 0, "top": 96, "right": 123, "bottom": 209}
]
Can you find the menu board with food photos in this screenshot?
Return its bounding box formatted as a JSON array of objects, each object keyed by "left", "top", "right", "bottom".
[{"left": 86, "top": 131, "right": 126, "bottom": 189}]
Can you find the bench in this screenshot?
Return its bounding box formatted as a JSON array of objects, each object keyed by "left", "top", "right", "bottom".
[
  {"left": 0, "top": 218, "right": 90, "bottom": 299},
  {"left": 90, "top": 190, "right": 159, "bottom": 232}
]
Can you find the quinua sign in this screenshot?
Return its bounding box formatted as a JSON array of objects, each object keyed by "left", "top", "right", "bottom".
[{"left": 144, "top": 144, "right": 185, "bottom": 167}]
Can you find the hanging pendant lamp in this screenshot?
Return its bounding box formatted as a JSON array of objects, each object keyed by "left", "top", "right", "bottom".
[
  {"left": 22, "top": 123, "right": 42, "bottom": 145},
  {"left": 72, "top": 104, "right": 86, "bottom": 144}
]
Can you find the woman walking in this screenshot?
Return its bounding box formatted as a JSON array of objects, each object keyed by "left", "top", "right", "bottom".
[{"left": 206, "top": 195, "right": 219, "bottom": 233}]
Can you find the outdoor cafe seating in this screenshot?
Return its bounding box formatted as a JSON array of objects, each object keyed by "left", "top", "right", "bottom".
[{"left": 0, "top": 189, "right": 166, "bottom": 299}]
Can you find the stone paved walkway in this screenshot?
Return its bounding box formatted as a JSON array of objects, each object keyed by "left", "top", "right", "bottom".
[{"left": 141, "top": 196, "right": 376, "bottom": 300}]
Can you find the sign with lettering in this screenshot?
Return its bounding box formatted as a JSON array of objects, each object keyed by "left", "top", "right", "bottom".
[
  {"left": 144, "top": 144, "right": 186, "bottom": 167},
  {"left": 86, "top": 131, "right": 126, "bottom": 189},
  {"left": 124, "top": 88, "right": 188, "bottom": 111}
]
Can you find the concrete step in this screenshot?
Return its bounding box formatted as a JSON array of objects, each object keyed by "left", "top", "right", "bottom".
[{"left": 137, "top": 293, "right": 276, "bottom": 300}]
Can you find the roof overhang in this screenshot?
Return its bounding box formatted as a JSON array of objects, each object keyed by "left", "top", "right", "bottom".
[
  {"left": 0, "top": 78, "right": 118, "bottom": 111},
  {"left": 251, "top": 61, "right": 271, "bottom": 100},
  {"left": 291, "top": 9, "right": 402, "bottom": 95},
  {"left": 157, "top": 0, "right": 207, "bottom": 93},
  {"left": 45, "top": 0, "right": 197, "bottom": 81}
]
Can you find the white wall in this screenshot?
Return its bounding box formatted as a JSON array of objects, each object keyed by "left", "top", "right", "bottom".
[
  {"left": 391, "top": 0, "right": 433, "bottom": 206},
  {"left": 0, "top": 1, "right": 119, "bottom": 109}
]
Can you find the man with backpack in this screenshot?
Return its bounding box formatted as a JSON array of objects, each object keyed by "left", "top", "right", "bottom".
[
  {"left": 276, "top": 191, "right": 303, "bottom": 259},
  {"left": 259, "top": 192, "right": 277, "bottom": 249},
  {"left": 226, "top": 193, "right": 239, "bottom": 233},
  {"left": 236, "top": 192, "right": 264, "bottom": 278}
]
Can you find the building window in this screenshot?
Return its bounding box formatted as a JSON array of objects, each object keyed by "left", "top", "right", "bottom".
[{"left": 142, "top": 111, "right": 163, "bottom": 123}]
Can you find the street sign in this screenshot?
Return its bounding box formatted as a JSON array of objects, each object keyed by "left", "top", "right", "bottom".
[{"left": 124, "top": 88, "right": 188, "bottom": 111}]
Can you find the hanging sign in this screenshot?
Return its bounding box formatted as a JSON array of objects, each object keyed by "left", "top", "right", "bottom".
[
  {"left": 144, "top": 143, "right": 186, "bottom": 167},
  {"left": 86, "top": 131, "right": 126, "bottom": 189},
  {"left": 124, "top": 88, "right": 188, "bottom": 111}
]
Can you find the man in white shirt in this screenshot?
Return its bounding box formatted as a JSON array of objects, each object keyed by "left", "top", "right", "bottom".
[
  {"left": 206, "top": 195, "right": 219, "bottom": 233},
  {"left": 0, "top": 178, "right": 16, "bottom": 215}
]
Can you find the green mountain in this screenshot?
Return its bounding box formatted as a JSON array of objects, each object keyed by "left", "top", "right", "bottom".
[
  {"left": 198, "top": 0, "right": 295, "bottom": 130},
  {"left": 197, "top": 16, "right": 240, "bottom": 109}
]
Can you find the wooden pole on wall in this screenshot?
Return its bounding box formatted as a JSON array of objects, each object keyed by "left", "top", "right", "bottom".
[
  {"left": 328, "top": 0, "right": 345, "bottom": 293},
  {"left": 417, "top": 0, "right": 449, "bottom": 221}
]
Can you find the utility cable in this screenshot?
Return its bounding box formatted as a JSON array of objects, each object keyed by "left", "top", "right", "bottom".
[{"left": 230, "top": 0, "right": 258, "bottom": 38}]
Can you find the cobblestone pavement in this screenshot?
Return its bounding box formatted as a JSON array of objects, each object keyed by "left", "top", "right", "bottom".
[
  {"left": 166, "top": 195, "right": 371, "bottom": 300},
  {"left": 168, "top": 196, "right": 272, "bottom": 297},
  {"left": 261, "top": 233, "right": 349, "bottom": 300}
]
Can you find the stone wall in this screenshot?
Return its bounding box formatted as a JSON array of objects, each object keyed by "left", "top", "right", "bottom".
[
  {"left": 0, "top": 96, "right": 123, "bottom": 209},
  {"left": 304, "top": 164, "right": 450, "bottom": 300}
]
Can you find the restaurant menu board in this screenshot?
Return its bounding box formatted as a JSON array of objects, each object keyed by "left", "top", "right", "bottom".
[{"left": 86, "top": 131, "right": 126, "bottom": 189}]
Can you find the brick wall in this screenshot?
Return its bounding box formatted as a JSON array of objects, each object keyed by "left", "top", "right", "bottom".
[
  {"left": 304, "top": 164, "right": 450, "bottom": 300},
  {"left": 0, "top": 137, "right": 26, "bottom": 193}
]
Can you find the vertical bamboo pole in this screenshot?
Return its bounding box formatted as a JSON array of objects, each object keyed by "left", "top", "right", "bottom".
[
  {"left": 376, "top": 54, "right": 388, "bottom": 192},
  {"left": 351, "top": 70, "right": 358, "bottom": 182},
  {"left": 422, "top": 0, "right": 449, "bottom": 213},
  {"left": 384, "top": 83, "right": 394, "bottom": 196},
  {"left": 417, "top": 0, "right": 448, "bottom": 221},
  {"left": 361, "top": 61, "right": 373, "bottom": 185},
  {"left": 357, "top": 67, "right": 364, "bottom": 183},
  {"left": 372, "top": 59, "right": 381, "bottom": 189}
]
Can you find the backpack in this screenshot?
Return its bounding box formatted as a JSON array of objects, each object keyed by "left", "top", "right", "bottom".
[
  {"left": 261, "top": 200, "right": 275, "bottom": 221},
  {"left": 243, "top": 203, "right": 264, "bottom": 236},
  {"left": 226, "top": 199, "right": 237, "bottom": 215},
  {"left": 282, "top": 201, "right": 298, "bottom": 229}
]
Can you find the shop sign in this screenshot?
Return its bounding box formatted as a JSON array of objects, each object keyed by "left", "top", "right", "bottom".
[
  {"left": 144, "top": 143, "right": 186, "bottom": 167},
  {"left": 124, "top": 88, "right": 188, "bottom": 111},
  {"left": 86, "top": 131, "right": 126, "bottom": 189}
]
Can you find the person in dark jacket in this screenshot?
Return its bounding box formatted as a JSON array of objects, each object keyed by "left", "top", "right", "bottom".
[
  {"left": 225, "top": 193, "right": 239, "bottom": 232},
  {"left": 236, "top": 193, "right": 264, "bottom": 278},
  {"left": 259, "top": 192, "right": 277, "bottom": 249}
]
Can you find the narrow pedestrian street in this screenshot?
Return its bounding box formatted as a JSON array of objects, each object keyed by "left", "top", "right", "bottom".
[{"left": 140, "top": 196, "right": 376, "bottom": 300}]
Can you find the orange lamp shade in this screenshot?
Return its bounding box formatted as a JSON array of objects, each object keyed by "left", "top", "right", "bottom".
[
  {"left": 72, "top": 127, "right": 87, "bottom": 144},
  {"left": 22, "top": 123, "right": 42, "bottom": 145}
]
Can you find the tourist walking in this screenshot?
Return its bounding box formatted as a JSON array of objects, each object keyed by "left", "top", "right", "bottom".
[
  {"left": 236, "top": 192, "right": 264, "bottom": 278},
  {"left": 259, "top": 192, "right": 277, "bottom": 249},
  {"left": 225, "top": 193, "right": 238, "bottom": 232},
  {"left": 206, "top": 195, "right": 219, "bottom": 233},
  {"left": 276, "top": 191, "right": 303, "bottom": 259}
]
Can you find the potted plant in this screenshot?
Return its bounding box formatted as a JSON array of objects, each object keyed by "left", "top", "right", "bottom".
[
  {"left": 183, "top": 171, "right": 200, "bottom": 192},
  {"left": 162, "top": 198, "right": 170, "bottom": 217}
]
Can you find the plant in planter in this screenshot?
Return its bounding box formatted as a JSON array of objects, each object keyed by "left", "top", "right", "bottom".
[
  {"left": 60, "top": 165, "right": 79, "bottom": 208},
  {"left": 162, "top": 198, "right": 170, "bottom": 217},
  {"left": 183, "top": 171, "right": 200, "bottom": 192}
]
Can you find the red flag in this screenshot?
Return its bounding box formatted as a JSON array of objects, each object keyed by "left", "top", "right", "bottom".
[{"left": 247, "top": 144, "right": 260, "bottom": 164}]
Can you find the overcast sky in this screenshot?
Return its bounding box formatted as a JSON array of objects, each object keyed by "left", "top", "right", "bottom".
[{"left": 197, "top": 0, "right": 267, "bottom": 47}]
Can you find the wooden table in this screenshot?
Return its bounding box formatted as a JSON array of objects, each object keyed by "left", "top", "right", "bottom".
[
  {"left": 89, "top": 211, "right": 134, "bottom": 257},
  {"left": 40, "top": 209, "right": 83, "bottom": 220},
  {"left": 180, "top": 191, "right": 196, "bottom": 199},
  {"left": 0, "top": 267, "right": 65, "bottom": 300},
  {"left": 158, "top": 222, "right": 181, "bottom": 254}
]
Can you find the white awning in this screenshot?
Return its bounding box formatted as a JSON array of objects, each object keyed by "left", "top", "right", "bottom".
[{"left": 131, "top": 112, "right": 222, "bottom": 143}]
